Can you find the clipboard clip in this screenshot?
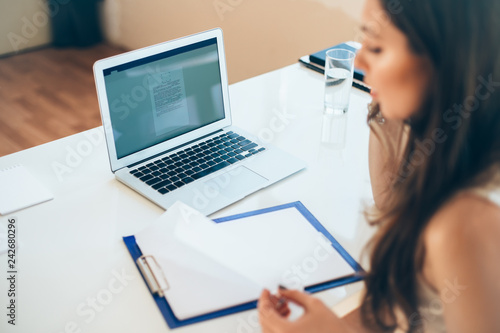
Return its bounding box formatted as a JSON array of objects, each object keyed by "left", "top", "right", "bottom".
[{"left": 136, "top": 255, "right": 170, "bottom": 297}]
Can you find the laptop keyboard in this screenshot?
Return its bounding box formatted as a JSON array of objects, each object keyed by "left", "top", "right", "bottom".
[{"left": 129, "top": 131, "right": 266, "bottom": 195}]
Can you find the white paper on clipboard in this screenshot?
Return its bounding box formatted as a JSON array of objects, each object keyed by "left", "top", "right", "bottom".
[{"left": 134, "top": 201, "right": 355, "bottom": 320}]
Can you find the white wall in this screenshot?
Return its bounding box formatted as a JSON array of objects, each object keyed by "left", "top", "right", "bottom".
[
  {"left": 102, "top": 0, "right": 365, "bottom": 83},
  {"left": 0, "top": 0, "right": 52, "bottom": 56}
]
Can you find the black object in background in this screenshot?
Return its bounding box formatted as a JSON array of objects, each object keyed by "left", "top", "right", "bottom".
[
  {"left": 51, "top": 0, "right": 102, "bottom": 47},
  {"left": 309, "top": 42, "right": 365, "bottom": 82},
  {"left": 298, "top": 41, "right": 371, "bottom": 93}
]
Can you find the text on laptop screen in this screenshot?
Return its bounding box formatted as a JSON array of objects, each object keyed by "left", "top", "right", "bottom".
[{"left": 103, "top": 38, "right": 225, "bottom": 159}]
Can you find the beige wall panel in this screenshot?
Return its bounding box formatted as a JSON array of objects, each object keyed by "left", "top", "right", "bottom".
[
  {"left": 102, "top": 0, "right": 365, "bottom": 83},
  {"left": 0, "top": 0, "right": 52, "bottom": 56}
]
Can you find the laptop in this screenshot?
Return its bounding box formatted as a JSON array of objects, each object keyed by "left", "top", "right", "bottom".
[{"left": 93, "top": 28, "right": 305, "bottom": 215}]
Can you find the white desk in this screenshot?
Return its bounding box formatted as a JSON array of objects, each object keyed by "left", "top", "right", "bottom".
[{"left": 0, "top": 63, "right": 374, "bottom": 333}]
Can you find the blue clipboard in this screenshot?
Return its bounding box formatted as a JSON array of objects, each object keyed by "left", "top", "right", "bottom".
[{"left": 123, "top": 201, "right": 364, "bottom": 329}]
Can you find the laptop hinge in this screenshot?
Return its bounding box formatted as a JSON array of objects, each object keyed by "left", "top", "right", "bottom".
[{"left": 126, "top": 129, "right": 224, "bottom": 169}]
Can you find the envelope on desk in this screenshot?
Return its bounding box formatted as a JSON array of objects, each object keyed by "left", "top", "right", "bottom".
[{"left": 123, "top": 201, "right": 363, "bottom": 329}]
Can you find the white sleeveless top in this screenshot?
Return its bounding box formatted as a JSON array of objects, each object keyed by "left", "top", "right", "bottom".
[{"left": 415, "top": 170, "right": 500, "bottom": 333}]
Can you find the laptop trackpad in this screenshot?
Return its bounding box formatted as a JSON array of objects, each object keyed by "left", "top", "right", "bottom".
[{"left": 202, "top": 166, "right": 267, "bottom": 199}]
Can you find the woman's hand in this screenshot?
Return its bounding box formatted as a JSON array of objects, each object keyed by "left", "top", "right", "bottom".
[{"left": 258, "top": 288, "right": 355, "bottom": 333}]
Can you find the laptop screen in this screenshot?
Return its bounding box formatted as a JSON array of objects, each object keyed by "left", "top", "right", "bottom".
[{"left": 103, "top": 38, "right": 225, "bottom": 159}]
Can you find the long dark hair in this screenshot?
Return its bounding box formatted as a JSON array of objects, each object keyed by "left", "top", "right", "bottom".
[{"left": 361, "top": 0, "right": 500, "bottom": 331}]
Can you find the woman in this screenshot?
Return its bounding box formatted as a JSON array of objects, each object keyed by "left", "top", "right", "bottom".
[{"left": 258, "top": 0, "right": 500, "bottom": 332}]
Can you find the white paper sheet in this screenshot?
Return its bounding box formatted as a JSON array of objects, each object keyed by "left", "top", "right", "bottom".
[
  {"left": 135, "top": 201, "right": 355, "bottom": 320},
  {"left": 0, "top": 164, "right": 53, "bottom": 215}
]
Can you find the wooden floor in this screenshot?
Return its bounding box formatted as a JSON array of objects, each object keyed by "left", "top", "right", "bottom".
[{"left": 0, "top": 44, "right": 125, "bottom": 157}]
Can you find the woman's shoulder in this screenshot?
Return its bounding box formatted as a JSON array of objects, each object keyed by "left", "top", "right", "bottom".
[
  {"left": 419, "top": 186, "right": 500, "bottom": 331},
  {"left": 425, "top": 167, "right": 500, "bottom": 250},
  {"left": 421, "top": 190, "right": 500, "bottom": 288},
  {"left": 425, "top": 191, "right": 500, "bottom": 245}
]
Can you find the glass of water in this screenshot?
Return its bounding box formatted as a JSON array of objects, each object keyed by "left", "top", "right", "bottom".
[{"left": 323, "top": 49, "right": 355, "bottom": 114}]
